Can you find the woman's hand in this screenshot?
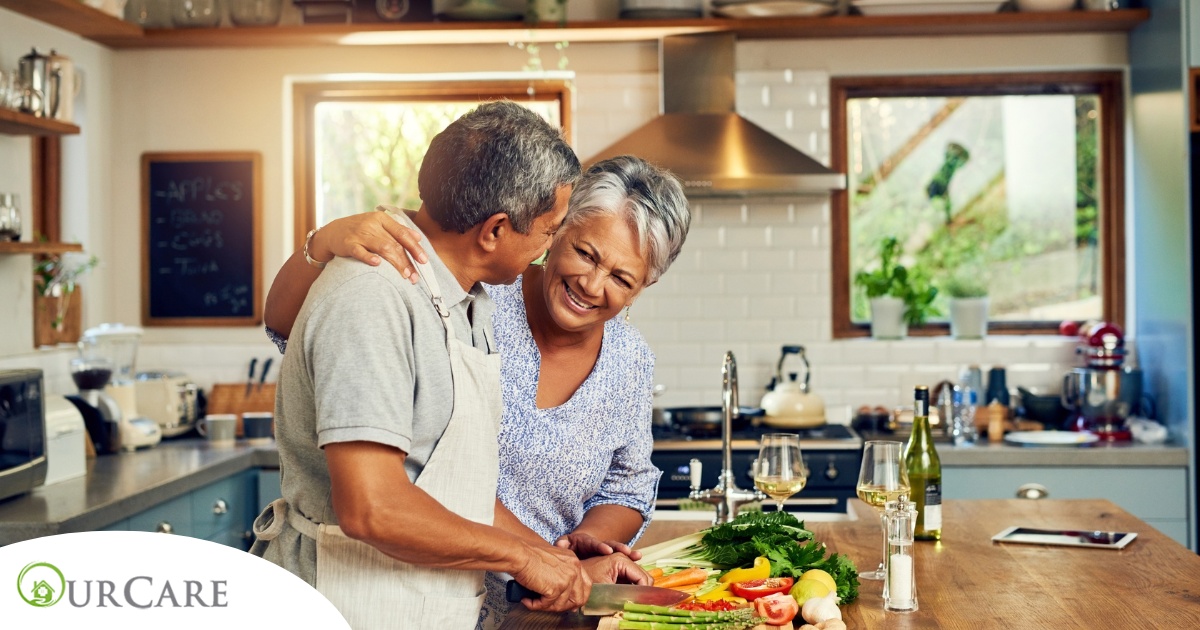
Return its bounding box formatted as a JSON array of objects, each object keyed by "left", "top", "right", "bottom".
[
  {"left": 311, "top": 211, "right": 428, "bottom": 284},
  {"left": 581, "top": 554, "right": 653, "bottom": 586},
  {"left": 555, "top": 532, "right": 642, "bottom": 561}
]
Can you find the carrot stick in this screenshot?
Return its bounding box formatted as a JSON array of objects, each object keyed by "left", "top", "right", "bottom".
[
  {"left": 648, "top": 567, "right": 664, "bottom": 579},
  {"left": 652, "top": 567, "right": 708, "bottom": 589},
  {"left": 672, "top": 583, "right": 705, "bottom": 594}
]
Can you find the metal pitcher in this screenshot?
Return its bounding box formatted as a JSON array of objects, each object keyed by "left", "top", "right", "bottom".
[{"left": 18, "top": 48, "right": 51, "bottom": 117}]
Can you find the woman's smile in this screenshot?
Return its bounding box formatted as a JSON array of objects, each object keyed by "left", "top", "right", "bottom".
[{"left": 562, "top": 280, "right": 599, "bottom": 312}]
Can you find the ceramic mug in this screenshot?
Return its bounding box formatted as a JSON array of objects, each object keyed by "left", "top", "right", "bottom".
[
  {"left": 242, "top": 411, "right": 274, "bottom": 445},
  {"left": 198, "top": 413, "right": 237, "bottom": 447}
]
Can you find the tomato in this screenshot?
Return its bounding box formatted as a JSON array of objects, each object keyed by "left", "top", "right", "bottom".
[
  {"left": 676, "top": 599, "right": 744, "bottom": 612},
  {"left": 729, "top": 577, "right": 794, "bottom": 601},
  {"left": 753, "top": 592, "right": 799, "bottom": 626}
]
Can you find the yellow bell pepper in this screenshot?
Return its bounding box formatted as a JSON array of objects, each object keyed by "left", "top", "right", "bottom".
[
  {"left": 694, "top": 583, "right": 732, "bottom": 601},
  {"left": 717, "top": 556, "right": 770, "bottom": 584}
]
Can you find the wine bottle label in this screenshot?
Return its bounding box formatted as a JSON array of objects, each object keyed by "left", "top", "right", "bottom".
[{"left": 924, "top": 480, "right": 942, "bottom": 530}]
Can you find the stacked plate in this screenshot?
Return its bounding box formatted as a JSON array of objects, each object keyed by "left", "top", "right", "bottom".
[
  {"left": 712, "top": 0, "right": 837, "bottom": 17},
  {"left": 851, "top": 0, "right": 1007, "bottom": 15}
]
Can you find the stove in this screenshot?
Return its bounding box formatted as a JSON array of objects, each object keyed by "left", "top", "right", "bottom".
[{"left": 652, "top": 424, "right": 864, "bottom": 514}]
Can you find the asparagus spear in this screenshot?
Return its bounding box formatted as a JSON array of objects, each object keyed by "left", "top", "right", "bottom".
[
  {"left": 617, "top": 621, "right": 759, "bottom": 630},
  {"left": 622, "top": 602, "right": 753, "bottom": 620}
]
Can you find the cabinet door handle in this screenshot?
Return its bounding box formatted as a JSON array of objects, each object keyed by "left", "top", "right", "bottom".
[
  {"left": 156, "top": 522, "right": 174, "bottom": 534},
  {"left": 213, "top": 499, "right": 229, "bottom": 515},
  {"left": 1016, "top": 483, "right": 1049, "bottom": 500}
]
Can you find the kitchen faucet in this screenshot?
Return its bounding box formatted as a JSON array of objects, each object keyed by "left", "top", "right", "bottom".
[{"left": 688, "top": 351, "right": 766, "bottom": 524}]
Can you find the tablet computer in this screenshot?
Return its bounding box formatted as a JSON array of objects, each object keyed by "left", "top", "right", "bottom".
[{"left": 991, "top": 526, "right": 1137, "bottom": 550}]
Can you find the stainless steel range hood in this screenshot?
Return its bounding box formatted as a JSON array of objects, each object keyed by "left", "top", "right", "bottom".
[{"left": 585, "top": 33, "right": 846, "bottom": 197}]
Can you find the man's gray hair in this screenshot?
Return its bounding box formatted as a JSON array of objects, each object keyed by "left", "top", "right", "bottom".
[
  {"left": 563, "top": 156, "right": 691, "bottom": 285},
  {"left": 419, "top": 100, "right": 580, "bottom": 234}
]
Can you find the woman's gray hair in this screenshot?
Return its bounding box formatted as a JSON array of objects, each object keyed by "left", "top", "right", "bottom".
[
  {"left": 419, "top": 100, "right": 580, "bottom": 234},
  {"left": 563, "top": 156, "right": 691, "bottom": 285}
]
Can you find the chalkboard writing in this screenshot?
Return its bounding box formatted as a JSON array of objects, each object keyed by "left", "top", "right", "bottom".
[{"left": 141, "top": 152, "right": 262, "bottom": 326}]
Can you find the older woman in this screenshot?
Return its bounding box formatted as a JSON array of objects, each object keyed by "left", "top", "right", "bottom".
[{"left": 265, "top": 155, "right": 691, "bottom": 628}]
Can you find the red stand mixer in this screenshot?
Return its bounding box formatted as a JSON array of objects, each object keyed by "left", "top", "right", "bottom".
[{"left": 1060, "top": 322, "right": 1143, "bottom": 442}]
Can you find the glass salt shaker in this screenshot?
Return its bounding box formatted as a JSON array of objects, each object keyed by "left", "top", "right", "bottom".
[{"left": 883, "top": 498, "right": 918, "bottom": 613}]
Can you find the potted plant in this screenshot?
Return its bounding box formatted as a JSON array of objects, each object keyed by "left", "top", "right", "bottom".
[
  {"left": 943, "top": 267, "right": 990, "bottom": 339},
  {"left": 854, "top": 237, "right": 939, "bottom": 339},
  {"left": 33, "top": 251, "right": 98, "bottom": 346}
]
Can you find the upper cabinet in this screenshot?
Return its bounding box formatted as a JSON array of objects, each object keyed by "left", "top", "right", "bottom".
[{"left": 0, "top": 0, "right": 1150, "bottom": 48}]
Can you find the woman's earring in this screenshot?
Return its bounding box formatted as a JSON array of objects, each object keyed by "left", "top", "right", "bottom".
[{"left": 624, "top": 304, "right": 632, "bottom": 322}]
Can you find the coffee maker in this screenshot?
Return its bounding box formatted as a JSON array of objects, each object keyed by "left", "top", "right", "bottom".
[
  {"left": 65, "top": 357, "right": 123, "bottom": 454},
  {"left": 75, "top": 324, "right": 161, "bottom": 451},
  {"left": 1061, "top": 322, "right": 1142, "bottom": 442}
]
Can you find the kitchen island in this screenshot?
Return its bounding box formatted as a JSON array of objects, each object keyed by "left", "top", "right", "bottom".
[{"left": 500, "top": 499, "right": 1200, "bottom": 629}]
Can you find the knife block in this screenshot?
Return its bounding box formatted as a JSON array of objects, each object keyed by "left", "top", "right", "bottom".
[{"left": 206, "top": 383, "right": 276, "bottom": 437}]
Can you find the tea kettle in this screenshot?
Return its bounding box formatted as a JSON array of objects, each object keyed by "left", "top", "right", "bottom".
[
  {"left": 760, "top": 345, "right": 825, "bottom": 428},
  {"left": 18, "top": 48, "right": 78, "bottom": 122}
]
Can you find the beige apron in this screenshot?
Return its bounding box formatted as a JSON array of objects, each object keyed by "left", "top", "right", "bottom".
[{"left": 254, "top": 215, "right": 502, "bottom": 629}]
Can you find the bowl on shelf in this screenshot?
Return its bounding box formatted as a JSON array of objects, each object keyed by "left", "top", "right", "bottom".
[
  {"left": 172, "top": 0, "right": 223, "bottom": 27},
  {"left": 1014, "top": 0, "right": 1078, "bottom": 11}
]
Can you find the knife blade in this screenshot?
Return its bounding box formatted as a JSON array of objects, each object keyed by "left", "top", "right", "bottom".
[
  {"left": 244, "top": 358, "right": 257, "bottom": 398},
  {"left": 504, "top": 580, "right": 690, "bottom": 616},
  {"left": 257, "top": 357, "right": 273, "bottom": 393}
]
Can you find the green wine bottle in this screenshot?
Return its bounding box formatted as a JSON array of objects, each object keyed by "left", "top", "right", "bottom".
[{"left": 905, "top": 385, "right": 942, "bottom": 541}]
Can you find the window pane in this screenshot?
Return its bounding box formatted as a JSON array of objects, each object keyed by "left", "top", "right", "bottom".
[
  {"left": 313, "top": 99, "right": 561, "bottom": 227},
  {"left": 847, "top": 93, "right": 1104, "bottom": 324}
]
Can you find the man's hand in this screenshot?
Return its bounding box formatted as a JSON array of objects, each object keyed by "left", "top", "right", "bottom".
[
  {"left": 511, "top": 543, "right": 592, "bottom": 612},
  {"left": 314, "top": 210, "right": 427, "bottom": 284},
  {"left": 581, "top": 554, "right": 653, "bottom": 586},
  {"left": 554, "top": 531, "right": 642, "bottom": 561}
]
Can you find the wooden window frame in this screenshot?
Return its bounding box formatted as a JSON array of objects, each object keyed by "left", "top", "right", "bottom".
[
  {"left": 830, "top": 71, "right": 1126, "bottom": 338},
  {"left": 291, "top": 79, "right": 573, "bottom": 250}
]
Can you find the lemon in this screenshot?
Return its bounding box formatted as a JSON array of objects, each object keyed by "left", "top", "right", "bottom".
[
  {"left": 799, "top": 569, "right": 837, "bottom": 594},
  {"left": 789, "top": 579, "right": 830, "bottom": 605}
]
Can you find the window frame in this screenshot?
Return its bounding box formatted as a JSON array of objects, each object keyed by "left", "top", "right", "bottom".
[
  {"left": 291, "top": 79, "right": 573, "bottom": 250},
  {"left": 829, "top": 71, "right": 1126, "bottom": 338}
]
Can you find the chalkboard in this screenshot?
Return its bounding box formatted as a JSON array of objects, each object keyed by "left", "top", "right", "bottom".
[{"left": 141, "top": 152, "right": 262, "bottom": 326}]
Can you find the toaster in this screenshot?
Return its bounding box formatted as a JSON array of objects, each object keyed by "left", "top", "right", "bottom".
[{"left": 135, "top": 371, "right": 199, "bottom": 438}]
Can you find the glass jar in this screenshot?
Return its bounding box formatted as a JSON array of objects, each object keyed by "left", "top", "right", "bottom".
[
  {"left": 229, "top": 0, "right": 282, "bottom": 26},
  {"left": 172, "top": 0, "right": 223, "bottom": 27},
  {"left": 125, "top": 0, "right": 173, "bottom": 28},
  {"left": 0, "top": 193, "right": 22, "bottom": 242}
]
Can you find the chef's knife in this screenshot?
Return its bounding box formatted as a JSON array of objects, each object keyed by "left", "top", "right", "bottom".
[
  {"left": 257, "top": 357, "right": 273, "bottom": 393},
  {"left": 244, "top": 358, "right": 257, "bottom": 398},
  {"left": 505, "top": 580, "right": 690, "bottom": 616}
]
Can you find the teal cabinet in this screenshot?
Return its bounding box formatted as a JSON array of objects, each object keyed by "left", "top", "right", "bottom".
[
  {"left": 943, "top": 466, "right": 1189, "bottom": 547},
  {"left": 258, "top": 469, "right": 281, "bottom": 508},
  {"left": 103, "top": 469, "right": 261, "bottom": 550}
]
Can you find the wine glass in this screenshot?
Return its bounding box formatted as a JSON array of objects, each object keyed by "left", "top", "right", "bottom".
[
  {"left": 856, "top": 441, "right": 910, "bottom": 581},
  {"left": 753, "top": 433, "right": 808, "bottom": 512}
]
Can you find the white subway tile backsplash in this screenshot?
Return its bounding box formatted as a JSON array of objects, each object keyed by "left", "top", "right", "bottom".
[
  {"left": 724, "top": 227, "right": 770, "bottom": 248},
  {"left": 723, "top": 273, "right": 772, "bottom": 295},
  {"left": 862, "top": 365, "right": 912, "bottom": 389},
  {"left": 770, "top": 226, "right": 821, "bottom": 249},
  {"left": 750, "top": 296, "right": 796, "bottom": 318},
  {"left": 698, "top": 250, "right": 749, "bottom": 272},
  {"left": 697, "top": 202, "right": 748, "bottom": 225},
  {"left": 747, "top": 203, "right": 794, "bottom": 226},
  {"left": 934, "top": 339, "right": 988, "bottom": 364},
  {"left": 684, "top": 226, "right": 724, "bottom": 249},
  {"left": 737, "top": 85, "right": 771, "bottom": 109},
  {"left": 748, "top": 249, "right": 795, "bottom": 270},
  {"left": 676, "top": 320, "right": 725, "bottom": 341},
  {"left": 700, "top": 296, "right": 750, "bottom": 320},
  {"left": 771, "top": 319, "right": 820, "bottom": 342},
  {"left": 726, "top": 320, "right": 778, "bottom": 343},
  {"left": 769, "top": 272, "right": 818, "bottom": 295},
  {"left": 674, "top": 273, "right": 723, "bottom": 295},
  {"left": 737, "top": 69, "right": 794, "bottom": 86}
]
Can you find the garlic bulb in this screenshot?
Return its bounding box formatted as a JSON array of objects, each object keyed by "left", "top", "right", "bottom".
[{"left": 801, "top": 591, "right": 842, "bottom": 624}]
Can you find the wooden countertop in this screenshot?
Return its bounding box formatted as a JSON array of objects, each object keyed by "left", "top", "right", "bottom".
[{"left": 501, "top": 499, "right": 1200, "bottom": 629}]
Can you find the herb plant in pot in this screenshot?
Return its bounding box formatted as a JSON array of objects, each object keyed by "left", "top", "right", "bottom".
[
  {"left": 943, "top": 268, "right": 989, "bottom": 340},
  {"left": 854, "top": 237, "right": 939, "bottom": 339},
  {"left": 33, "top": 252, "right": 98, "bottom": 346}
]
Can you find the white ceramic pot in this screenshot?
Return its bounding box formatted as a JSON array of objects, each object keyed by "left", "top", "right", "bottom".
[
  {"left": 950, "top": 296, "right": 989, "bottom": 339},
  {"left": 1014, "top": 0, "right": 1077, "bottom": 11},
  {"left": 869, "top": 296, "right": 907, "bottom": 340}
]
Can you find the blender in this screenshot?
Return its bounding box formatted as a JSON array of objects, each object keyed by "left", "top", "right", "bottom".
[{"left": 77, "top": 324, "right": 162, "bottom": 450}]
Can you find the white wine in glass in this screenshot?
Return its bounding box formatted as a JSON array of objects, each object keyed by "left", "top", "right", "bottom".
[
  {"left": 753, "top": 433, "right": 808, "bottom": 512},
  {"left": 856, "top": 440, "right": 910, "bottom": 581}
]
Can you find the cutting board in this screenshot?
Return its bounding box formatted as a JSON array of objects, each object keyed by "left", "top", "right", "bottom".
[{"left": 597, "top": 616, "right": 792, "bottom": 630}]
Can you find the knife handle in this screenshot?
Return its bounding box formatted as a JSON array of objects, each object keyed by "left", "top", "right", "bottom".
[{"left": 505, "top": 580, "right": 539, "bottom": 603}]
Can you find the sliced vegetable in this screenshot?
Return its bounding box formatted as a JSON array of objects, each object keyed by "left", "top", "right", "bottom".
[
  {"left": 675, "top": 600, "right": 744, "bottom": 612},
  {"left": 753, "top": 592, "right": 799, "bottom": 626},
  {"left": 653, "top": 567, "right": 709, "bottom": 589},
  {"left": 649, "top": 567, "right": 665, "bottom": 579},
  {"left": 718, "top": 556, "right": 770, "bottom": 584},
  {"left": 729, "top": 577, "right": 794, "bottom": 601}
]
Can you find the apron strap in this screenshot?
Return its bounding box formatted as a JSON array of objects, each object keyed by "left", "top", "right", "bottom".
[{"left": 381, "top": 207, "right": 458, "bottom": 342}]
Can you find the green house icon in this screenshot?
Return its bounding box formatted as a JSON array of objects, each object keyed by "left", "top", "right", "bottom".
[{"left": 29, "top": 580, "right": 55, "bottom": 605}]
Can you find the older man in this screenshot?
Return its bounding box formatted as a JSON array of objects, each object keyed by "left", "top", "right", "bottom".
[{"left": 251, "top": 101, "right": 591, "bottom": 628}]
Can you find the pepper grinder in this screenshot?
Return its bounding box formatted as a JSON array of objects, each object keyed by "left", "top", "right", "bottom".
[{"left": 883, "top": 497, "right": 918, "bottom": 613}]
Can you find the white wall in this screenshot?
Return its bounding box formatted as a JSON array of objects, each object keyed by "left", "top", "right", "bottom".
[{"left": 0, "top": 17, "right": 1133, "bottom": 412}]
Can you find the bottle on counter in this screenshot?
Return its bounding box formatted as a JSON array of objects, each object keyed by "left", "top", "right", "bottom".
[{"left": 904, "top": 385, "right": 942, "bottom": 541}]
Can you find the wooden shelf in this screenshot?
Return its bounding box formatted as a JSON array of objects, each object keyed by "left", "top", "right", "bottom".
[
  {"left": 0, "top": 108, "right": 81, "bottom": 136},
  {"left": 0, "top": 241, "right": 83, "bottom": 255},
  {"left": 0, "top": 0, "right": 1150, "bottom": 48},
  {"left": 0, "top": 0, "right": 141, "bottom": 40}
]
